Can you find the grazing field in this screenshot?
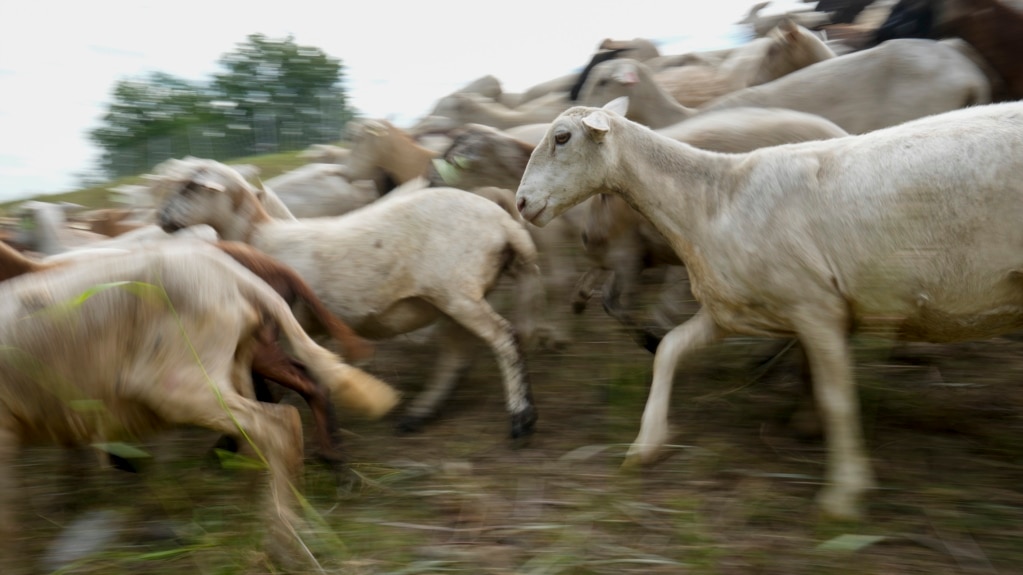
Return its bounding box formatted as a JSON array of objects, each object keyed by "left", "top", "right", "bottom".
[{"left": 11, "top": 234, "right": 1023, "bottom": 574}]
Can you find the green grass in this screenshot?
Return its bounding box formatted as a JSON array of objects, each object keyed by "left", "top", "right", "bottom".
[{"left": 0, "top": 148, "right": 330, "bottom": 213}]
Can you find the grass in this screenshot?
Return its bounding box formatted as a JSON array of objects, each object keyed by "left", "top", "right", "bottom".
[{"left": 0, "top": 148, "right": 325, "bottom": 213}]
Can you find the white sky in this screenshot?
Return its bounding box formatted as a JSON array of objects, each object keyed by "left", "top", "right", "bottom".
[{"left": 0, "top": 0, "right": 807, "bottom": 202}]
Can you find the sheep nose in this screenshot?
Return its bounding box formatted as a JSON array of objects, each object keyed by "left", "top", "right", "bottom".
[{"left": 516, "top": 197, "right": 527, "bottom": 213}]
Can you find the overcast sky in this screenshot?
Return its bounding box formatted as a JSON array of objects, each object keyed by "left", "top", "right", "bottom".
[{"left": 0, "top": 0, "right": 806, "bottom": 203}]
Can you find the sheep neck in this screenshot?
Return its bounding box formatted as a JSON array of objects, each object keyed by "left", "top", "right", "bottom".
[
  {"left": 603, "top": 122, "right": 741, "bottom": 295},
  {"left": 224, "top": 190, "right": 273, "bottom": 243},
  {"left": 385, "top": 132, "right": 437, "bottom": 184}
]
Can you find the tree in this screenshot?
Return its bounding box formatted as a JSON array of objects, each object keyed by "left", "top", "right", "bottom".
[
  {"left": 89, "top": 72, "right": 217, "bottom": 178},
  {"left": 212, "top": 33, "right": 354, "bottom": 154},
  {"left": 89, "top": 35, "right": 355, "bottom": 179}
]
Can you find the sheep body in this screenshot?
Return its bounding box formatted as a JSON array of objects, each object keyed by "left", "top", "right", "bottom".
[
  {"left": 515, "top": 99, "right": 1023, "bottom": 520},
  {"left": 155, "top": 159, "right": 542, "bottom": 437}
]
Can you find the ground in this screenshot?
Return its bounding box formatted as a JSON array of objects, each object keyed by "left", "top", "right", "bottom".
[{"left": 10, "top": 248, "right": 1023, "bottom": 574}]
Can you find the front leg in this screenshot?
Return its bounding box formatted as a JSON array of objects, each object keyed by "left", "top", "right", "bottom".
[
  {"left": 792, "top": 309, "right": 874, "bottom": 520},
  {"left": 624, "top": 310, "right": 724, "bottom": 465}
]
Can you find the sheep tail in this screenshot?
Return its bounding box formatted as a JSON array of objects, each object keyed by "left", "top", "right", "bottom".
[{"left": 237, "top": 267, "right": 401, "bottom": 420}]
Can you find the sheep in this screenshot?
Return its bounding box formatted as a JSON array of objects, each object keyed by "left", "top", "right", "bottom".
[
  {"left": 262, "top": 162, "right": 381, "bottom": 218},
  {"left": 154, "top": 157, "right": 544, "bottom": 438},
  {"left": 697, "top": 37, "right": 991, "bottom": 134},
  {"left": 651, "top": 19, "right": 835, "bottom": 107},
  {"left": 871, "top": 0, "right": 1023, "bottom": 101},
  {"left": 433, "top": 108, "right": 849, "bottom": 351},
  {"left": 410, "top": 91, "right": 573, "bottom": 136},
  {"left": 514, "top": 98, "right": 1023, "bottom": 520},
  {"left": 0, "top": 237, "right": 376, "bottom": 469},
  {"left": 0, "top": 240, "right": 399, "bottom": 572},
  {"left": 739, "top": 1, "right": 835, "bottom": 37},
  {"left": 344, "top": 118, "right": 439, "bottom": 185},
  {"left": 11, "top": 201, "right": 109, "bottom": 256},
  {"left": 298, "top": 142, "right": 351, "bottom": 164}
]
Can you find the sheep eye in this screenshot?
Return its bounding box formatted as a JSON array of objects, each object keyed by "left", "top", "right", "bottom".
[{"left": 554, "top": 131, "right": 571, "bottom": 145}]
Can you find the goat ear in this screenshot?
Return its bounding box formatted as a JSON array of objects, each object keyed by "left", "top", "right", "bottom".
[
  {"left": 582, "top": 111, "right": 610, "bottom": 143},
  {"left": 603, "top": 96, "right": 629, "bottom": 117}
]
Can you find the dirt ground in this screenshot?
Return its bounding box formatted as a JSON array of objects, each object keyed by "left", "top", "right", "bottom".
[{"left": 10, "top": 253, "right": 1023, "bottom": 574}]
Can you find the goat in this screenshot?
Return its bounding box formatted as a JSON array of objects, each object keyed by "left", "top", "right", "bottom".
[
  {"left": 515, "top": 98, "right": 1023, "bottom": 520},
  {"left": 154, "top": 158, "right": 543, "bottom": 439},
  {"left": 0, "top": 241, "right": 399, "bottom": 572}
]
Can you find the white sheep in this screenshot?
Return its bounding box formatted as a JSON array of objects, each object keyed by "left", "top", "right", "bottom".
[
  {"left": 410, "top": 92, "right": 573, "bottom": 136},
  {"left": 579, "top": 37, "right": 990, "bottom": 133},
  {"left": 651, "top": 19, "right": 835, "bottom": 107},
  {"left": 0, "top": 240, "right": 399, "bottom": 572},
  {"left": 154, "top": 157, "right": 544, "bottom": 438},
  {"left": 262, "top": 162, "right": 380, "bottom": 218},
  {"left": 515, "top": 98, "right": 1023, "bottom": 520},
  {"left": 698, "top": 37, "right": 991, "bottom": 134}
]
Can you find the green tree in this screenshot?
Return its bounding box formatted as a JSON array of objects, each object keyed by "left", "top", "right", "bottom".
[
  {"left": 212, "top": 33, "right": 354, "bottom": 154},
  {"left": 89, "top": 72, "right": 218, "bottom": 178},
  {"left": 89, "top": 34, "right": 355, "bottom": 180}
]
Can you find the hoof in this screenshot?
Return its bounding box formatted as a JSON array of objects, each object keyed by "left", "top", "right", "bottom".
[
  {"left": 510, "top": 406, "right": 538, "bottom": 440},
  {"left": 396, "top": 415, "right": 427, "bottom": 434},
  {"left": 571, "top": 299, "right": 588, "bottom": 314},
  {"left": 640, "top": 330, "right": 662, "bottom": 354},
  {"left": 816, "top": 487, "right": 866, "bottom": 522}
]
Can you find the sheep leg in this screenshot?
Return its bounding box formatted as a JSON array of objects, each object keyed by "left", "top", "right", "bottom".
[
  {"left": 570, "top": 267, "right": 607, "bottom": 314},
  {"left": 150, "top": 380, "right": 308, "bottom": 567},
  {"left": 600, "top": 267, "right": 662, "bottom": 353},
  {"left": 397, "top": 318, "right": 474, "bottom": 434},
  {"left": 436, "top": 298, "right": 536, "bottom": 439},
  {"left": 624, "top": 310, "right": 724, "bottom": 465},
  {"left": 249, "top": 344, "right": 346, "bottom": 469},
  {"left": 793, "top": 312, "right": 874, "bottom": 520},
  {"left": 453, "top": 300, "right": 536, "bottom": 439}
]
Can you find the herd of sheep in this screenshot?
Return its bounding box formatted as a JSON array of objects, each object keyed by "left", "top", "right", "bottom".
[{"left": 2, "top": 0, "right": 1023, "bottom": 570}]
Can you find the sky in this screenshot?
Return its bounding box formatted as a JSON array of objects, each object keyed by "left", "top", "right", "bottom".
[{"left": 0, "top": 0, "right": 808, "bottom": 203}]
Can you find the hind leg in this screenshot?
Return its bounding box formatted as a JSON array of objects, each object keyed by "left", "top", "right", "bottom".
[
  {"left": 397, "top": 318, "right": 475, "bottom": 433},
  {"left": 436, "top": 296, "right": 536, "bottom": 439},
  {"left": 141, "top": 371, "right": 308, "bottom": 568}
]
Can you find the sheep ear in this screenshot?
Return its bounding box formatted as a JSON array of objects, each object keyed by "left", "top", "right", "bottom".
[
  {"left": 603, "top": 97, "right": 629, "bottom": 117},
  {"left": 582, "top": 111, "right": 610, "bottom": 143}
]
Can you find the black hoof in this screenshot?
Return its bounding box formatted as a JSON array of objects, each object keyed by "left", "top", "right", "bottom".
[
  {"left": 640, "top": 330, "right": 662, "bottom": 354},
  {"left": 510, "top": 406, "right": 538, "bottom": 440},
  {"left": 572, "top": 300, "right": 588, "bottom": 314},
  {"left": 396, "top": 415, "right": 427, "bottom": 434}
]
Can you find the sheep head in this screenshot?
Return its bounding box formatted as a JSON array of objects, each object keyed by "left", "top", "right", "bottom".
[
  {"left": 516, "top": 98, "right": 628, "bottom": 227},
  {"left": 430, "top": 124, "right": 533, "bottom": 190},
  {"left": 343, "top": 119, "right": 394, "bottom": 181},
  {"left": 152, "top": 157, "right": 257, "bottom": 235}
]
